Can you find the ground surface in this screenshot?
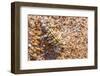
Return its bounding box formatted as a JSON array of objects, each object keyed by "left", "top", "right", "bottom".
[{"left": 28, "top": 15, "right": 88, "bottom": 60}]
